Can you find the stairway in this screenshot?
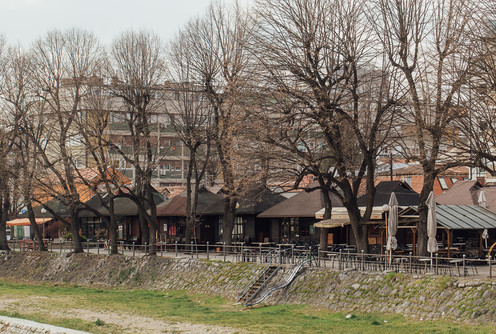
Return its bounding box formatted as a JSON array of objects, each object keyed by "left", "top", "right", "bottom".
[{"left": 238, "top": 265, "right": 279, "bottom": 304}]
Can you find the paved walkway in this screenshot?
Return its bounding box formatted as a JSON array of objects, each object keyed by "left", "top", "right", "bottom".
[{"left": 0, "top": 315, "right": 90, "bottom": 334}]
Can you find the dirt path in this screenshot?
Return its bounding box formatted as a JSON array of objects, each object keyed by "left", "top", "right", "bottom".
[{"left": 0, "top": 295, "right": 245, "bottom": 334}]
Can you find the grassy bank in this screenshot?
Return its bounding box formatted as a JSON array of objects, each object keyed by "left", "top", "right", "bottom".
[{"left": 0, "top": 280, "right": 494, "bottom": 334}]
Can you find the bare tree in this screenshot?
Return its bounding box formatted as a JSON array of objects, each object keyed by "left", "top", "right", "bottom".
[
  {"left": 30, "top": 29, "right": 103, "bottom": 253},
  {"left": 456, "top": 7, "right": 496, "bottom": 176},
  {"left": 74, "top": 76, "right": 125, "bottom": 255},
  {"left": 254, "top": 0, "right": 399, "bottom": 251},
  {"left": 177, "top": 2, "right": 264, "bottom": 245},
  {"left": 0, "top": 45, "right": 47, "bottom": 250},
  {"left": 166, "top": 37, "right": 214, "bottom": 243},
  {"left": 107, "top": 30, "right": 166, "bottom": 254},
  {"left": 373, "top": 0, "right": 478, "bottom": 254}
]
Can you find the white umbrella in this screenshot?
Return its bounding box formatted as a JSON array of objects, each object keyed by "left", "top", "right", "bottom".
[
  {"left": 478, "top": 191, "right": 489, "bottom": 249},
  {"left": 386, "top": 192, "right": 398, "bottom": 251},
  {"left": 482, "top": 228, "right": 489, "bottom": 249},
  {"left": 478, "top": 191, "right": 487, "bottom": 208},
  {"left": 426, "top": 191, "right": 438, "bottom": 253}
]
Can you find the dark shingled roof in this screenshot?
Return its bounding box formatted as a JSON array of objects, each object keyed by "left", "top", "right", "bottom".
[
  {"left": 156, "top": 186, "right": 223, "bottom": 217},
  {"left": 258, "top": 186, "right": 343, "bottom": 218},
  {"left": 356, "top": 181, "right": 419, "bottom": 207},
  {"left": 202, "top": 186, "right": 287, "bottom": 216},
  {"left": 99, "top": 191, "right": 164, "bottom": 216},
  {"left": 19, "top": 198, "right": 70, "bottom": 219}
]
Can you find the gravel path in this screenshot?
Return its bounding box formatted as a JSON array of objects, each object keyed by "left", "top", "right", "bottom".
[{"left": 0, "top": 296, "right": 245, "bottom": 334}]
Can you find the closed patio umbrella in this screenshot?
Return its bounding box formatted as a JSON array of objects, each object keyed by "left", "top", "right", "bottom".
[
  {"left": 386, "top": 192, "right": 398, "bottom": 251},
  {"left": 426, "top": 191, "right": 438, "bottom": 253},
  {"left": 479, "top": 191, "right": 488, "bottom": 249},
  {"left": 478, "top": 191, "right": 487, "bottom": 208}
]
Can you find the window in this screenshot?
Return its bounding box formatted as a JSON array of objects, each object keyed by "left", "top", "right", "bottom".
[
  {"left": 403, "top": 177, "right": 412, "bottom": 186},
  {"left": 438, "top": 177, "right": 449, "bottom": 190},
  {"left": 232, "top": 217, "right": 245, "bottom": 242},
  {"left": 451, "top": 177, "right": 458, "bottom": 184}
]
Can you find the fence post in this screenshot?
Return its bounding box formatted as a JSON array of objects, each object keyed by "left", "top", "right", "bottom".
[
  {"left": 175, "top": 241, "right": 178, "bottom": 257},
  {"left": 435, "top": 253, "right": 438, "bottom": 275},
  {"left": 361, "top": 250, "right": 364, "bottom": 272},
  {"left": 160, "top": 242, "right": 163, "bottom": 257},
  {"left": 207, "top": 241, "right": 209, "bottom": 260},
  {"left": 339, "top": 249, "right": 342, "bottom": 271},
  {"left": 145, "top": 242, "right": 148, "bottom": 255},
  {"left": 49, "top": 241, "right": 52, "bottom": 253},
  {"left": 223, "top": 242, "right": 226, "bottom": 262},
  {"left": 279, "top": 244, "right": 282, "bottom": 265},
  {"left": 97, "top": 241, "right": 99, "bottom": 255},
  {"left": 133, "top": 242, "right": 135, "bottom": 257},
  {"left": 462, "top": 254, "right": 466, "bottom": 277},
  {"left": 489, "top": 255, "right": 492, "bottom": 279},
  {"left": 259, "top": 243, "right": 262, "bottom": 263},
  {"left": 316, "top": 246, "right": 320, "bottom": 267},
  {"left": 241, "top": 243, "right": 244, "bottom": 262},
  {"left": 121, "top": 242, "right": 124, "bottom": 255},
  {"left": 191, "top": 241, "right": 194, "bottom": 259},
  {"left": 87, "top": 241, "right": 89, "bottom": 254}
]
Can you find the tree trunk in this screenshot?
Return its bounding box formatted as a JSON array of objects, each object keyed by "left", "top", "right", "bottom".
[
  {"left": 0, "top": 195, "right": 10, "bottom": 251},
  {"left": 318, "top": 185, "right": 332, "bottom": 251},
  {"left": 27, "top": 202, "right": 46, "bottom": 251},
  {"left": 348, "top": 205, "right": 369, "bottom": 253},
  {"left": 109, "top": 198, "right": 118, "bottom": 255},
  {"left": 71, "top": 210, "right": 83, "bottom": 253},
  {"left": 148, "top": 219, "right": 157, "bottom": 255},
  {"left": 319, "top": 228, "right": 329, "bottom": 251},
  {"left": 138, "top": 208, "right": 149, "bottom": 246},
  {"left": 222, "top": 197, "right": 237, "bottom": 245},
  {"left": 184, "top": 155, "right": 195, "bottom": 244}
]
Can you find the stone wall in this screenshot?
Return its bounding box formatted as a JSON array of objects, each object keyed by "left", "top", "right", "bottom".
[{"left": 0, "top": 252, "right": 495, "bottom": 324}]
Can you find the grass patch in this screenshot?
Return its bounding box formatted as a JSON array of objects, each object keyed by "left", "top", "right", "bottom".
[{"left": 0, "top": 280, "right": 494, "bottom": 333}]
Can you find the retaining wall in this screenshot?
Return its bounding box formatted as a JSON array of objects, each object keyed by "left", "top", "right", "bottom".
[{"left": 0, "top": 252, "right": 495, "bottom": 324}]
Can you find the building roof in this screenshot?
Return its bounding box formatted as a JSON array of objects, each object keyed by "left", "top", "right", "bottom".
[
  {"left": 204, "top": 186, "right": 287, "bottom": 216},
  {"left": 156, "top": 186, "right": 223, "bottom": 217},
  {"left": 436, "top": 180, "right": 480, "bottom": 204},
  {"left": 436, "top": 205, "right": 496, "bottom": 230},
  {"left": 258, "top": 186, "right": 343, "bottom": 218},
  {"left": 19, "top": 198, "right": 70, "bottom": 219},
  {"left": 377, "top": 164, "right": 469, "bottom": 177},
  {"left": 357, "top": 181, "right": 419, "bottom": 207},
  {"left": 99, "top": 191, "right": 164, "bottom": 216}
]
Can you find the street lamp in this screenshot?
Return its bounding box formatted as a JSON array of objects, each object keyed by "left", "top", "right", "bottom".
[{"left": 40, "top": 208, "right": 47, "bottom": 240}]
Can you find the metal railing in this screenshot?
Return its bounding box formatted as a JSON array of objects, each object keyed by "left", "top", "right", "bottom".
[{"left": 6, "top": 240, "right": 493, "bottom": 278}]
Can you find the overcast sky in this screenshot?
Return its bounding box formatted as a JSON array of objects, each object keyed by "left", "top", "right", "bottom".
[{"left": 0, "top": 0, "right": 252, "bottom": 47}]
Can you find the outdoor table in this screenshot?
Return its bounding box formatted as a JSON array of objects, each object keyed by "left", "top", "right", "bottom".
[
  {"left": 449, "top": 258, "right": 465, "bottom": 276},
  {"left": 419, "top": 258, "right": 431, "bottom": 272}
]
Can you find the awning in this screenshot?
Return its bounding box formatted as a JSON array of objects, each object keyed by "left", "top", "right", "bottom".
[
  {"left": 315, "top": 207, "right": 385, "bottom": 220},
  {"left": 314, "top": 219, "right": 350, "bottom": 229},
  {"left": 436, "top": 205, "right": 496, "bottom": 230},
  {"left": 7, "top": 218, "right": 51, "bottom": 226}
]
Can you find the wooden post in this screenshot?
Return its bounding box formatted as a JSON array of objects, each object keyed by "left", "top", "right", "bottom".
[
  {"left": 447, "top": 230, "right": 451, "bottom": 258},
  {"left": 479, "top": 230, "right": 484, "bottom": 258},
  {"left": 411, "top": 228, "right": 416, "bottom": 256}
]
